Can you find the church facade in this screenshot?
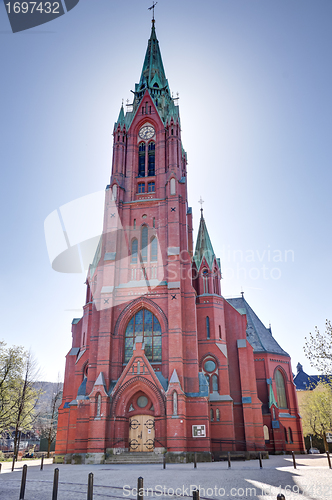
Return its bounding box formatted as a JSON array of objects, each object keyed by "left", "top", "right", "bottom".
[{"left": 55, "top": 22, "right": 305, "bottom": 463}]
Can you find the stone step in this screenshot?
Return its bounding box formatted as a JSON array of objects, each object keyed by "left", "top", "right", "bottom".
[{"left": 105, "top": 451, "right": 164, "bottom": 464}]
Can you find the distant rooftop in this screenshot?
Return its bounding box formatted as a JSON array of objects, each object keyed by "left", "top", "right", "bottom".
[{"left": 293, "top": 362, "right": 331, "bottom": 390}]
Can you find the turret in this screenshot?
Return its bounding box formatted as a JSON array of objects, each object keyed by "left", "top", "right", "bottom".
[{"left": 193, "top": 208, "right": 222, "bottom": 296}]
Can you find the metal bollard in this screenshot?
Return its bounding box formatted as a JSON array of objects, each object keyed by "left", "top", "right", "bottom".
[
  {"left": 326, "top": 451, "right": 332, "bottom": 469},
  {"left": 40, "top": 455, "right": 44, "bottom": 471},
  {"left": 259, "top": 452, "right": 263, "bottom": 469},
  {"left": 277, "top": 494, "right": 285, "bottom": 500},
  {"left": 291, "top": 451, "right": 296, "bottom": 469},
  {"left": 227, "top": 451, "right": 231, "bottom": 468},
  {"left": 87, "top": 472, "right": 94, "bottom": 500},
  {"left": 0, "top": 463, "right": 2, "bottom": 473},
  {"left": 19, "top": 464, "right": 28, "bottom": 500},
  {"left": 137, "top": 476, "right": 144, "bottom": 500},
  {"left": 193, "top": 488, "right": 200, "bottom": 500},
  {"left": 52, "top": 468, "right": 59, "bottom": 500},
  {"left": 163, "top": 454, "right": 166, "bottom": 469},
  {"left": 194, "top": 452, "right": 197, "bottom": 468}
]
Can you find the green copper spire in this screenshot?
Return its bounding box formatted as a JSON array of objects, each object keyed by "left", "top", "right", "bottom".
[
  {"left": 125, "top": 21, "right": 180, "bottom": 128},
  {"left": 116, "top": 103, "right": 125, "bottom": 127},
  {"left": 193, "top": 209, "right": 217, "bottom": 271},
  {"left": 138, "top": 21, "right": 170, "bottom": 93}
]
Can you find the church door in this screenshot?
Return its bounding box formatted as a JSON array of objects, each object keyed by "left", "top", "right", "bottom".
[{"left": 129, "top": 415, "right": 155, "bottom": 452}]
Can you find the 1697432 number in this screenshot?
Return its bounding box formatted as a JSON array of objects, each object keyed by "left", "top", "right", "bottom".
[{"left": 5, "top": 2, "right": 60, "bottom": 14}]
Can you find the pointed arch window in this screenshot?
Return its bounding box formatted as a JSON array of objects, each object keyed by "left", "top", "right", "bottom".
[
  {"left": 96, "top": 393, "right": 101, "bottom": 419},
  {"left": 212, "top": 374, "right": 218, "bottom": 392},
  {"left": 263, "top": 425, "right": 270, "bottom": 442},
  {"left": 206, "top": 316, "right": 210, "bottom": 339},
  {"left": 288, "top": 427, "right": 293, "bottom": 443},
  {"left": 124, "top": 308, "right": 162, "bottom": 363},
  {"left": 148, "top": 142, "right": 155, "bottom": 176},
  {"left": 284, "top": 427, "right": 288, "bottom": 443},
  {"left": 138, "top": 142, "right": 146, "bottom": 177},
  {"left": 151, "top": 237, "right": 158, "bottom": 262},
  {"left": 203, "top": 269, "right": 209, "bottom": 294},
  {"left": 275, "top": 369, "right": 287, "bottom": 409},
  {"left": 141, "top": 225, "right": 148, "bottom": 262},
  {"left": 131, "top": 239, "right": 138, "bottom": 263},
  {"left": 210, "top": 408, "right": 214, "bottom": 421},
  {"left": 170, "top": 177, "right": 176, "bottom": 195},
  {"left": 216, "top": 408, "right": 220, "bottom": 421},
  {"left": 173, "top": 391, "right": 178, "bottom": 416}
]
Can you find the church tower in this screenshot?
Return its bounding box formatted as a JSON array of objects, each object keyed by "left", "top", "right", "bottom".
[{"left": 55, "top": 21, "right": 304, "bottom": 464}]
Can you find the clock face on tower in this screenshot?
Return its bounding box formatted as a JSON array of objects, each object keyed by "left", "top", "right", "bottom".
[{"left": 139, "top": 125, "right": 155, "bottom": 140}]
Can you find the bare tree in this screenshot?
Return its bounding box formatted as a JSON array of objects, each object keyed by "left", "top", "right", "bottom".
[
  {"left": 35, "top": 377, "right": 63, "bottom": 457},
  {"left": 304, "top": 320, "right": 332, "bottom": 374},
  {"left": 11, "top": 351, "right": 41, "bottom": 467}
]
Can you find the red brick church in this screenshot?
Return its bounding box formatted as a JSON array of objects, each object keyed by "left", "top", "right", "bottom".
[{"left": 55, "top": 21, "right": 305, "bottom": 463}]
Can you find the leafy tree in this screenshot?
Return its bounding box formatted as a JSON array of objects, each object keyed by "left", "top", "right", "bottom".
[
  {"left": 300, "top": 382, "right": 332, "bottom": 451},
  {"left": 0, "top": 341, "right": 25, "bottom": 431},
  {"left": 304, "top": 320, "right": 332, "bottom": 374},
  {"left": 11, "top": 351, "right": 41, "bottom": 462}
]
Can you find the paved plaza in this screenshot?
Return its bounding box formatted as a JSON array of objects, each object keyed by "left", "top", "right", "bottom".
[{"left": 0, "top": 455, "right": 331, "bottom": 500}]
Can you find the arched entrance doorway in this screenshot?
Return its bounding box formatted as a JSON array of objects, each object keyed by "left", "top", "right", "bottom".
[
  {"left": 128, "top": 392, "right": 155, "bottom": 452},
  {"left": 129, "top": 415, "right": 155, "bottom": 451}
]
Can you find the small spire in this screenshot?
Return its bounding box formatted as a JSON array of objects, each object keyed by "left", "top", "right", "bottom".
[
  {"left": 241, "top": 289, "right": 244, "bottom": 298},
  {"left": 116, "top": 102, "right": 125, "bottom": 126},
  {"left": 193, "top": 207, "right": 217, "bottom": 271}
]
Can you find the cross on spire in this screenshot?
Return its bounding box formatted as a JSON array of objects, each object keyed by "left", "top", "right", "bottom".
[
  {"left": 148, "top": 2, "right": 158, "bottom": 22},
  {"left": 198, "top": 196, "right": 204, "bottom": 217}
]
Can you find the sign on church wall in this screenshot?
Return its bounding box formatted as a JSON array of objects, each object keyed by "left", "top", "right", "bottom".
[{"left": 192, "top": 425, "right": 206, "bottom": 438}]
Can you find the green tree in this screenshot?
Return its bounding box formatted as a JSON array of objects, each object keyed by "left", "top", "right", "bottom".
[
  {"left": 11, "top": 351, "right": 41, "bottom": 462},
  {"left": 304, "top": 320, "right": 332, "bottom": 374},
  {"left": 0, "top": 341, "right": 25, "bottom": 431},
  {"left": 301, "top": 382, "right": 332, "bottom": 451}
]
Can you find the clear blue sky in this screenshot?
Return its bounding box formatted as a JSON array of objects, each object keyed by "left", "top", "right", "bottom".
[{"left": 1, "top": 0, "right": 331, "bottom": 381}]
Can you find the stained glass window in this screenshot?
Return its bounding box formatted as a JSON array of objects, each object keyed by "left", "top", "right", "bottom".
[
  {"left": 148, "top": 142, "right": 155, "bottom": 176},
  {"left": 124, "top": 308, "right": 162, "bottom": 363},
  {"left": 206, "top": 316, "right": 210, "bottom": 339},
  {"left": 212, "top": 374, "right": 218, "bottom": 392},
  {"left": 275, "top": 370, "right": 287, "bottom": 409},
  {"left": 138, "top": 142, "right": 146, "bottom": 177}
]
